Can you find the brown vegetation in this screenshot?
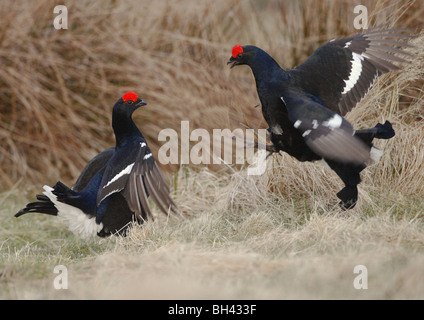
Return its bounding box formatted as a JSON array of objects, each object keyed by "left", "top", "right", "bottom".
[{"left": 0, "top": 0, "right": 422, "bottom": 193}]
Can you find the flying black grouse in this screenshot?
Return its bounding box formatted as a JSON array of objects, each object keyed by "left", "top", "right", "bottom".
[
  {"left": 16, "top": 91, "right": 178, "bottom": 238},
  {"left": 228, "top": 28, "right": 414, "bottom": 209}
]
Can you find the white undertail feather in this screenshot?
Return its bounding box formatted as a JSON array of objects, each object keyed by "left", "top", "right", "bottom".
[
  {"left": 370, "top": 146, "right": 383, "bottom": 162},
  {"left": 43, "top": 186, "right": 102, "bottom": 239}
]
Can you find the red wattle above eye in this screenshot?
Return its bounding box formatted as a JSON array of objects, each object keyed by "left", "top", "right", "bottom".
[
  {"left": 122, "top": 91, "right": 138, "bottom": 102},
  {"left": 232, "top": 45, "right": 243, "bottom": 58}
]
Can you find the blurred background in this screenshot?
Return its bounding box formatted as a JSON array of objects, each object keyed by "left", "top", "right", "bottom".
[{"left": 0, "top": 0, "right": 422, "bottom": 192}]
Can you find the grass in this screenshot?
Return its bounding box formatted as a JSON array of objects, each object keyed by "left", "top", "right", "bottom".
[
  {"left": 2, "top": 177, "right": 424, "bottom": 299},
  {"left": 0, "top": 0, "right": 424, "bottom": 300}
]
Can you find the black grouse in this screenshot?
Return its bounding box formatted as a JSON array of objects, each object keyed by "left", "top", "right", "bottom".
[
  {"left": 16, "top": 91, "right": 178, "bottom": 238},
  {"left": 228, "top": 28, "right": 414, "bottom": 209}
]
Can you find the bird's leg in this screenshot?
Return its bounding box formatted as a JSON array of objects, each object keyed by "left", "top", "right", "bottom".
[
  {"left": 336, "top": 186, "right": 358, "bottom": 210},
  {"left": 325, "top": 159, "right": 363, "bottom": 210}
]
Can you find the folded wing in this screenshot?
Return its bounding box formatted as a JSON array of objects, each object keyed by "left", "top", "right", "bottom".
[{"left": 283, "top": 94, "right": 371, "bottom": 165}]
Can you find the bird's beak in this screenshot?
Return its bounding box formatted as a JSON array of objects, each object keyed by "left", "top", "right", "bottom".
[
  {"left": 136, "top": 99, "right": 147, "bottom": 107},
  {"left": 227, "top": 57, "right": 238, "bottom": 69}
]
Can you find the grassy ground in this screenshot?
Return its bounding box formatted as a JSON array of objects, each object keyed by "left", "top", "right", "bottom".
[
  {"left": 1, "top": 0, "right": 424, "bottom": 299},
  {"left": 2, "top": 168, "right": 424, "bottom": 299}
]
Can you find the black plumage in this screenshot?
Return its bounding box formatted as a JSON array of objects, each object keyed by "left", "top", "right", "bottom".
[
  {"left": 228, "top": 28, "right": 412, "bottom": 209},
  {"left": 16, "top": 92, "right": 178, "bottom": 238}
]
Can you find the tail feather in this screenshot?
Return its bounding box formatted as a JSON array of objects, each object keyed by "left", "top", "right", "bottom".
[
  {"left": 375, "top": 120, "right": 395, "bottom": 139},
  {"left": 16, "top": 182, "right": 102, "bottom": 239},
  {"left": 51, "top": 181, "right": 79, "bottom": 204},
  {"left": 355, "top": 120, "right": 395, "bottom": 145},
  {"left": 15, "top": 195, "right": 58, "bottom": 217},
  {"left": 15, "top": 181, "right": 76, "bottom": 218},
  {"left": 43, "top": 184, "right": 102, "bottom": 238},
  {"left": 36, "top": 194, "right": 50, "bottom": 201}
]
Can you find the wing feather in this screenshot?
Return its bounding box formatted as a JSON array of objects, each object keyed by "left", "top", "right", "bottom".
[
  {"left": 96, "top": 139, "right": 178, "bottom": 222},
  {"left": 282, "top": 93, "right": 371, "bottom": 165},
  {"left": 135, "top": 175, "right": 154, "bottom": 221},
  {"left": 288, "top": 27, "right": 414, "bottom": 115},
  {"left": 121, "top": 145, "right": 179, "bottom": 220}
]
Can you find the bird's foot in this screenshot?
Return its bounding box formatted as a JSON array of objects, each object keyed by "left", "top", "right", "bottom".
[{"left": 336, "top": 186, "right": 358, "bottom": 210}]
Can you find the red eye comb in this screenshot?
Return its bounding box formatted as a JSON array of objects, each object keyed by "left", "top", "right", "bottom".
[
  {"left": 122, "top": 91, "right": 138, "bottom": 102},
  {"left": 232, "top": 45, "right": 243, "bottom": 58}
]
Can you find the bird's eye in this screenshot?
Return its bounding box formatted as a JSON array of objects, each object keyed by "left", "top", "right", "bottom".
[
  {"left": 127, "top": 100, "right": 133, "bottom": 105},
  {"left": 237, "top": 54, "right": 242, "bottom": 58}
]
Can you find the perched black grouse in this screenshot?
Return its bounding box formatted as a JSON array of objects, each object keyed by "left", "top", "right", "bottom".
[
  {"left": 228, "top": 28, "right": 414, "bottom": 209},
  {"left": 16, "top": 91, "right": 178, "bottom": 238}
]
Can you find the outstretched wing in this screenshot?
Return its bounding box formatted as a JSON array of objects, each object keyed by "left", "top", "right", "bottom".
[
  {"left": 97, "top": 141, "right": 178, "bottom": 221},
  {"left": 282, "top": 94, "right": 371, "bottom": 165},
  {"left": 288, "top": 28, "right": 414, "bottom": 115},
  {"left": 122, "top": 151, "right": 178, "bottom": 221},
  {"left": 73, "top": 147, "right": 115, "bottom": 192}
]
